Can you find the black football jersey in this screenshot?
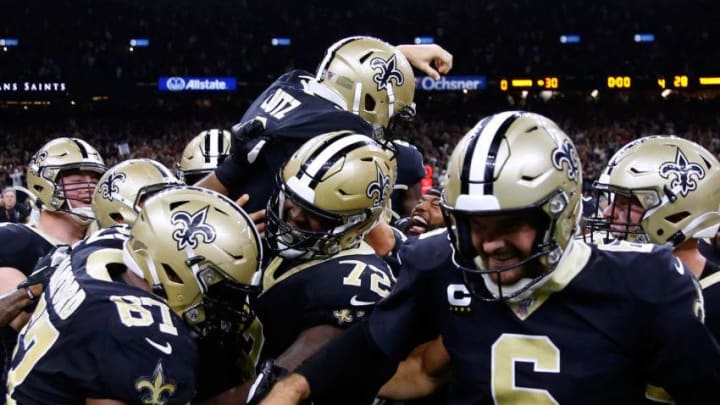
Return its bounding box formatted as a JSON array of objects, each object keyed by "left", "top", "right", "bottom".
[
  {"left": 217, "top": 70, "right": 374, "bottom": 211},
  {"left": 700, "top": 260, "right": 720, "bottom": 342},
  {"left": 382, "top": 226, "right": 409, "bottom": 278},
  {"left": 194, "top": 309, "right": 264, "bottom": 401},
  {"left": 0, "top": 223, "right": 57, "bottom": 276},
  {"left": 368, "top": 230, "right": 720, "bottom": 404},
  {"left": 699, "top": 239, "right": 720, "bottom": 266},
  {"left": 255, "top": 242, "right": 395, "bottom": 361},
  {"left": 0, "top": 223, "right": 58, "bottom": 399},
  {"left": 7, "top": 225, "right": 197, "bottom": 404}
]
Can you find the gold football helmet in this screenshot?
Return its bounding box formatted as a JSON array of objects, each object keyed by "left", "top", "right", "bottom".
[
  {"left": 177, "top": 129, "right": 231, "bottom": 185},
  {"left": 93, "top": 159, "right": 183, "bottom": 229},
  {"left": 266, "top": 131, "right": 395, "bottom": 259},
  {"left": 588, "top": 135, "right": 720, "bottom": 246},
  {"left": 442, "top": 111, "right": 583, "bottom": 301},
  {"left": 123, "top": 186, "right": 263, "bottom": 332},
  {"left": 315, "top": 36, "right": 416, "bottom": 129},
  {"left": 26, "top": 137, "right": 106, "bottom": 222}
]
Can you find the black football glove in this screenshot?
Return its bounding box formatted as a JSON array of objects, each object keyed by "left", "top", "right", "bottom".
[
  {"left": 19, "top": 245, "right": 71, "bottom": 311},
  {"left": 246, "top": 359, "right": 289, "bottom": 405},
  {"left": 229, "top": 118, "right": 268, "bottom": 167}
]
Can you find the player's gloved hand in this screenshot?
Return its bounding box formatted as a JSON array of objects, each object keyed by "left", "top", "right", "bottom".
[
  {"left": 230, "top": 118, "right": 268, "bottom": 166},
  {"left": 19, "top": 245, "right": 71, "bottom": 310},
  {"left": 246, "top": 359, "right": 289, "bottom": 405}
]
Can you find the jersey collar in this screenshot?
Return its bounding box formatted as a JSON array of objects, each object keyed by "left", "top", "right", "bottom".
[{"left": 507, "top": 238, "right": 591, "bottom": 320}]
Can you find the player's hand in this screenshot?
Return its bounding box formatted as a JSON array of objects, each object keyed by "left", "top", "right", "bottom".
[
  {"left": 230, "top": 118, "right": 267, "bottom": 166},
  {"left": 247, "top": 360, "right": 289, "bottom": 405},
  {"left": 397, "top": 44, "right": 453, "bottom": 80},
  {"left": 236, "top": 194, "right": 267, "bottom": 235},
  {"left": 20, "top": 245, "right": 71, "bottom": 293},
  {"left": 258, "top": 373, "right": 312, "bottom": 405}
]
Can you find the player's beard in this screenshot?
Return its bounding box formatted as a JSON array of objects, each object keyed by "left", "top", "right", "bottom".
[{"left": 483, "top": 254, "right": 543, "bottom": 286}]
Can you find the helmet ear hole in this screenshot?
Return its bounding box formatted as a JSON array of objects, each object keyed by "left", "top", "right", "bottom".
[
  {"left": 665, "top": 211, "right": 690, "bottom": 224},
  {"left": 161, "top": 263, "right": 183, "bottom": 284},
  {"left": 364, "top": 94, "right": 376, "bottom": 111}
]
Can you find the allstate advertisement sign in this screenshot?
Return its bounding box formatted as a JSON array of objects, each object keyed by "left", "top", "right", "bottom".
[
  {"left": 158, "top": 76, "right": 237, "bottom": 92},
  {"left": 416, "top": 76, "right": 487, "bottom": 91}
]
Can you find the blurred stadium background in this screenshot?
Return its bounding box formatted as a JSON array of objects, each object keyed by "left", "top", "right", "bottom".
[{"left": 1, "top": 0, "right": 719, "bottom": 196}]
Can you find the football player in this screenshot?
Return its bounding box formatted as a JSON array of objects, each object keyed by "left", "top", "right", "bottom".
[
  {"left": 0, "top": 137, "right": 105, "bottom": 397},
  {"left": 94, "top": 159, "right": 263, "bottom": 403},
  {"left": 197, "top": 37, "right": 450, "bottom": 213},
  {"left": 6, "top": 186, "right": 263, "bottom": 404},
  {"left": 258, "top": 112, "right": 720, "bottom": 404},
  {"left": 388, "top": 140, "right": 426, "bottom": 230},
  {"left": 93, "top": 158, "right": 184, "bottom": 229},
  {"left": 177, "top": 129, "right": 231, "bottom": 186},
  {"left": 585, "top": 135, "right": 720, "bottom": 403},
  {"left": 247, "top": 131, "right": 396, "bottom": 405},
  {"left": 405, "top": 187, "right": 445, "bottom": 236}
]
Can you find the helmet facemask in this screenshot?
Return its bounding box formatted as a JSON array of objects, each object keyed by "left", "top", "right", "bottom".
[
  {"left": 584, "top": 183, "right": 658, "bottom": 244},
  {"left": 55, "top": 169, "right": 102, "bottom": 225},
  {"left": 443, "top": 190, "right": 572, "bottom": 302},
  {"left": 265, "top": 182, "right": 368, "bottom": 260}
]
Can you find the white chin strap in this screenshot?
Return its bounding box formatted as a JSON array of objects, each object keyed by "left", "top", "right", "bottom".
[
  {"left": 69, "top": 206, "right": 95, "bottom": 226},
  {"left": 481, "top": 274, "right": 535, "bottom": 302},
  {"left": 122, "top": 245, "right": 147, "bottom": 280},
  {"left": 277, "top": 239, "right": 314, "bottom": 260}
]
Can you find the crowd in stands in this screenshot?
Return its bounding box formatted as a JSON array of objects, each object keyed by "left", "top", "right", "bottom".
[
  {"left": 2, "top": 0, "right": 720, "bottom": 192},
  {"left": 3, "top": 93, "right": 719, "bottom": 193}
]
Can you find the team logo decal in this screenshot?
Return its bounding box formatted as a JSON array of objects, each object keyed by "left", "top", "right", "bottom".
[
  {"left": 366, "top": 163, "right": 392, "bottom": 208},
  {"left": 551, "top": 138, "right": 580, "bottom": 181},
  {"left": 97, "top": 172, "right": 126, "bottom": 201},
  {"left": 29, "top": 151, "right": 48, "bottom": 174},
  {"left": 659, "top": 148, "right": 704, "bottom": 197},
  {"left": 370, "top": 54, "right": 404, "bottom": 91},
  {"left": 171, "top": 205, "right": 217, "bottom": 250},
  {"left": 135, "top": 361, "right": 177, "bottom": 405},
  {"left": 333, "top": 309, "right": 354, "bottom": 324}
]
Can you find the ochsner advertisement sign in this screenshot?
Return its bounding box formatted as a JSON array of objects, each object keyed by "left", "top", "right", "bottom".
[
  {"left": 416, "top": 75, "right": 487, "bottom": 91},
  {"left": 158, "top": 76, "right": 237, "bottom": 92}
]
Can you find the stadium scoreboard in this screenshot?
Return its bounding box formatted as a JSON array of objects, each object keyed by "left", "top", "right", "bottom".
[{"left": 496, "top": 74, "right": 720, "bottom": 91}]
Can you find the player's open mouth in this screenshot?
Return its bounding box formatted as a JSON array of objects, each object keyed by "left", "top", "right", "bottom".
[{"left": 408, "top": 215, "right": 428, "bottom": 235}]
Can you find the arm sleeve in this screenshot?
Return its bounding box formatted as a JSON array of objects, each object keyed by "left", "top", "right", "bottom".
[
  {"left": 213, "top": 156, "right": 256, "bottom": 199},
  {"left": 296, "top": 320, "right": 398, "bottom": 403}
]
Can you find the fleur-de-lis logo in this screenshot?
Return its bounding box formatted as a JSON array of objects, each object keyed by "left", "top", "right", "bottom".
[
  {"left": 366, "top": 163, "right": 391, "bottom": 208},
  {"left": 29, "top": 151, "right": 48, "bottom": 174},
  {"left": 659, "top": 148, "right": 705, "bottom": 197},
  {"left": 97, "top": 172, "right": 126, "bottom": 201},
  {"left": 333, "top": 309, "right": 353, "bottom": 324},
  {"left": 171, "top": 206, "right": 217, "bottom": 250},
  {"left": 551, "top": 139, "right": 580, "bottom": 181},
  {"left": 370, "top": 54, "right": 405, "bottom": 91},
  {"left": 135, "top": 361, "right": 177, "bottom": 405}
]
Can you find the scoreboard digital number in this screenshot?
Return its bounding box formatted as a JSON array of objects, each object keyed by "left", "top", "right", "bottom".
[
  {"left": 494, "top": 74, "right": 720, "bottom": 91},
  {"left": 500, "top": 77, "right": 559, "bottom": 91},
  {"left": 606, "top": 76, "right": 632, "bottom": 89}
]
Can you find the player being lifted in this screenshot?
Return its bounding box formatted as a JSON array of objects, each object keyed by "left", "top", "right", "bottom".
[{"left": 197, "top": 36, "right": 451, "bottom": 213}]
